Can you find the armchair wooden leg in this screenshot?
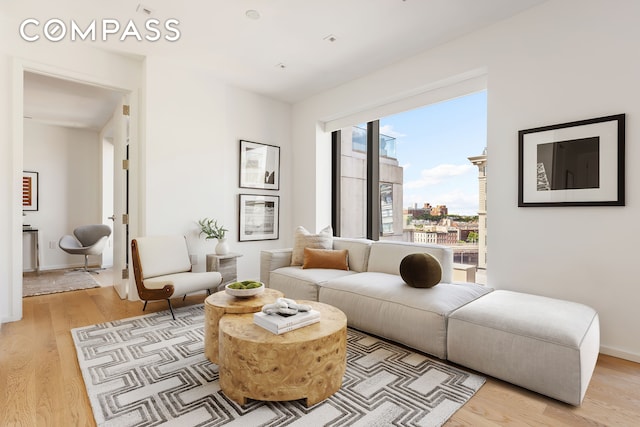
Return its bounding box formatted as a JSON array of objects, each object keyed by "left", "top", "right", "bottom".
[
  {"left": 143, "top": 301, "right": 148, "bottom": 311},
  {"left": 167, "top": 299, "right": 176, "bottom": 320}
]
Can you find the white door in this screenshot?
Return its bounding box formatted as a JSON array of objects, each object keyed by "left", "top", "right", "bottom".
[{"left": 112, "top": 99, "right": 130, "bottom": 299}]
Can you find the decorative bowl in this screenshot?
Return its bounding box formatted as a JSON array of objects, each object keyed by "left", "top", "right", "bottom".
[{"left": 225, "top": 281, "right": 265, "bottom": 298}]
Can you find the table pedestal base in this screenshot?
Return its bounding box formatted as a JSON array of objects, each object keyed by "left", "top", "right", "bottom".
[{"left": 218, "top": 302, "right": 347, "bottom": 407}]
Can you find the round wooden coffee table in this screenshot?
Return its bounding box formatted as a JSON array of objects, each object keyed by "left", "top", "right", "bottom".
[
  {"left": 204, "top": 287, "right": 284, "bottom": 364},
  {"left": 218, "top": 301, "right": 347, "bottom": 407}
]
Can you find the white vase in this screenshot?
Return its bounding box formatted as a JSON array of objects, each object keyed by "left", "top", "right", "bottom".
[{"left": 215, "top": 238, "right": 229, "bottom": 255}]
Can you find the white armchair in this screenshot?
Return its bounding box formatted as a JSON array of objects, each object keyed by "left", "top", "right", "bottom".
[{"left": 131, "top": 235, "right": 222, "bottom": 319}]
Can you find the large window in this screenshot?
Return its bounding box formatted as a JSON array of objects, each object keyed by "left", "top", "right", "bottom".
[
  {"left": 332, "top": 91, "right": 487, "bottom": 279},
  {"left": 332, "top": 121, "right": 404, "bottom": 240}
]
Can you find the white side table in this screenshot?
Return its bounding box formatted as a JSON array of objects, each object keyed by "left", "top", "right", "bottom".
[{"left": 206, "top": 252, "right": 243, "bottom": 291}]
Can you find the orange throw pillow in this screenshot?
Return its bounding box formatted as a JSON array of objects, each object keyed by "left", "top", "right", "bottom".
[{"left": 302, "top": 247, "right": 349, "bottom": 270}]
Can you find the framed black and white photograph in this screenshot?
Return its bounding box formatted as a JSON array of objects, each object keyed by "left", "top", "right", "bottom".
[
  {"left": 239, "top": 194, "right": 279, "bottom": 241},
  {"left": 239, "top": 140, "right": 280, "bottom": 190},
  {"left": 22, "top": 171, "right": 39, "bottom": 211},
  {"left": 518, "top": 114, "right": 625, "bottom": 207}
]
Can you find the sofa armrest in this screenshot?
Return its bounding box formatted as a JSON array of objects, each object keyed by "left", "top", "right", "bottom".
[{"left": 260, "top": 249, "right": 293, "bottom": 286}]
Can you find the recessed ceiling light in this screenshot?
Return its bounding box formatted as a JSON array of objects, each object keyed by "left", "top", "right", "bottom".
[
  {"left": 245, "top": 9, "right": 260, "bottom": 20},
  {"left": 275, "top": 63, "right": 286, "bottom": 69},
  {"left": 323, "top": 34, "right": 337, "bottom": 43},
  {"left": 136, "top": 4, "right": 153, "bottom": 16}
]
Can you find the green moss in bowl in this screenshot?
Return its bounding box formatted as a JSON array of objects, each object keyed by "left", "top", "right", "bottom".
[{"left": 225, "top": 280, "right": 264, "bottom": 297}]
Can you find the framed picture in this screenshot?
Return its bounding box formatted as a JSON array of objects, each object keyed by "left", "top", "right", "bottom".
[
  {"left": 518, "top": 114, "right": 625, "bottom": 207},
  {"left": 239, "top": 140, "right": 280, "bottom": 190},
  {"left": 22, "top": 171, "right": 39, "bottom": 211},
  {"left": 239, "top": 194, "right": 280, "bottom": 241}
]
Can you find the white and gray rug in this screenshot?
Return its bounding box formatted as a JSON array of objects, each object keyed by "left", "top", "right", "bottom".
[
  {"left": 23, "top": 269, "right": 100, "bottom": 297},
  {"left": 72, "top": 305, "right": 484, "bottom": 427}
]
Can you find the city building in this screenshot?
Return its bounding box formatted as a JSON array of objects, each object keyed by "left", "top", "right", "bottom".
[
  {"left": 337, "top": 126, "right": 404, "bottom": 240},
  {"left": 469, "top": 148, "right": 488, "bottom": 270},
  {"left": 407, "top": 202, "right": 449, "bottom": 219},
  {"left": 430, "top": 205, "right": 449, "bottom": 216}
]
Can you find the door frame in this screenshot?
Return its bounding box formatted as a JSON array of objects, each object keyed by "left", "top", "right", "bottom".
[{"left": 9, "top": 59, "right": 141, "bottom": 321}]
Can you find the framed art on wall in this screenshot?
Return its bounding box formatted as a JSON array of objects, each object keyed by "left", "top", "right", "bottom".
[
  {"left": 22, "top": 171, "right": 39, "bottom": 211},
  {"left": 518, "top": 114, "right": 625, "bottom": 207},
  {"left": 239, "top": 140, "right": 280, "bottom": 190},
  {"left": 239, "top": 194, "right": 280, "bottom": 241}
]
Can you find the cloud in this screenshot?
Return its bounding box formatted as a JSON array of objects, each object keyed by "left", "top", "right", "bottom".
[
  {"left": 404, "top": 164, "right": 474, "bottom": 189},
  {"left": 433, "top": 190, "right": 480, "bottom": 215},
  {"left": 379, "top": 124, "right": 406, "bottom": 139}
]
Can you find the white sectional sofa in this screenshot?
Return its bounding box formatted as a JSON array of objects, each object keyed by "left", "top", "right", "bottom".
[{"left": 261, "top": 237, "right": 600, "bottom": 406}]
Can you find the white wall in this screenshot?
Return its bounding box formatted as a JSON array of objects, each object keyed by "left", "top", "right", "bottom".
[
  {"left": 23, "top": 121, "right": 102, "bottom": 270},
  {"left": 291, "top": 0, "right": 640, "bottom": 361},
  {"left": 143, "top": 57, "right": 291, "bottom": 281},
  {"left": 0, "top": 10, "right": 143, "bottom": 322},
  {"left": 0, "top": 12, "right": 290, "bottom": 321}
]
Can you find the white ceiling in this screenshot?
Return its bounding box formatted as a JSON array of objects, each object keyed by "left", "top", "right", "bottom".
[
  {"left": 9, "top": 0, "right": 546, "bottom": 130},
  {"left": 23, "top": 72, "right": 123, "bottom": 131}
]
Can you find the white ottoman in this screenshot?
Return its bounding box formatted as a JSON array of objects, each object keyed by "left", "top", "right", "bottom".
[{"left": 447, "top": 290, "right": 599, "bottom": 406}]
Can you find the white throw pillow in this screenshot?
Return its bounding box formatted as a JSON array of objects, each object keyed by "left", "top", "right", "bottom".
[{"left": 291, "top": 225, "right": 333, "bottom": 266}]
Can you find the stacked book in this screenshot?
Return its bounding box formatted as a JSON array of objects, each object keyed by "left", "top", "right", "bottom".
[{"left": 253, "top": 309, "right": 320, "bottom": 335}]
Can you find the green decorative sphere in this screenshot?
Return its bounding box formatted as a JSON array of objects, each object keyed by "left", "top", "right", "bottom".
[{"left": 399, "top": 253, "right": 442, "bottom": 288}]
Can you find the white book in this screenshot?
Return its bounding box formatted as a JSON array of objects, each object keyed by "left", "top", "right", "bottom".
[
  {"left": 253, "top": 309, "right": 320, "bottom": 334},
  {"left": 254, "top": 316, "right": 320, "bottom": 335}
]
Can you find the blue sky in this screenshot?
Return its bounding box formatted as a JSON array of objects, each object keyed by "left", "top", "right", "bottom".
[{"left": 379, "top": 91, "right": 487, "bottom": 216}]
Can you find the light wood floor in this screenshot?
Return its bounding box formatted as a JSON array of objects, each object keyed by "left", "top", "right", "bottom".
[{"left": 1, "top": 285, "right": 639, "bottom": 427}]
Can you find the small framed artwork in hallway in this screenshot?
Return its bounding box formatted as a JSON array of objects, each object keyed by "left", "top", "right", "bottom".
[{"left": 22, "top": 171, "right": 39, "bottom": 211}]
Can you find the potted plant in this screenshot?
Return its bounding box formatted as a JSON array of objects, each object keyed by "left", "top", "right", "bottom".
[{"left": 198, "top": 218, "right": 229, "bottom": 255}]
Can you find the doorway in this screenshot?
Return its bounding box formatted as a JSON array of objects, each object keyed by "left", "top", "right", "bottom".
[
  {"left": 22, "top": 71, "right": 126, "bottom": 281},
  {"left": 11, "top": 63, "right": 138, "bottom": 322}
]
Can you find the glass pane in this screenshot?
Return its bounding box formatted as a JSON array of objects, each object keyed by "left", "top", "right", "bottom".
[
  {"left": 378, "top": 122, "right": 403, "bottom": 239},
  {"left": 379, "top": 91, "right": 487, "bottom": 284},
  {"left": 338, "top": 125, "right": 367, "bottom": 238},
  {"left": 380, "top": 183, "right": 394, "bottom": 234}
]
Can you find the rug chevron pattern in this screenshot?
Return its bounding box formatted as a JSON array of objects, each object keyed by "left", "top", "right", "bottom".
[{"left": 72, "top": 305, "right": 484, "bottom": 426}]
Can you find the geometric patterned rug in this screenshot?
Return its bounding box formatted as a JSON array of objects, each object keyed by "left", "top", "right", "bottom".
[
  {"left": 71, "top": 304, "right": 484, "bottom": 426},
  {"left": 23, "top": 269, "right": 100, "bottom": 297}
]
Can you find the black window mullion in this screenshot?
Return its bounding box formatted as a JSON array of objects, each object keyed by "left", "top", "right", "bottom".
[
  {"left": 367, "top": 121, "right": 380, "bottom": 240},
  {"left": 331, "top": 130, "right": 341, "bottom": 236}
]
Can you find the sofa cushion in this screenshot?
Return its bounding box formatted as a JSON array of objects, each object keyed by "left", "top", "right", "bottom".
[
  {"left": 302, "top": 248, "right": 349, "bottom": 270},
  {"left": 332, "top": 238, "right": 373, "bottom": 272},
  {"left": 318, "top": 272, "right": 492, "bottom": 359},
  {"left": 291, "top": 225, "right": 333, "bottom": 266},
  {"left": 269, "top": 266, "right": 356, "bottom": 301},
  {"left": 135, "top": 235, "right": 192, "bottom": 278},
  {"left": 399, "top": 253, "right": 442, "bottom": 288},
  {"left": 447, "top": 290, "right": 600, "bottom": 406},
  {"left": 367, "top": 241, "right": 453, "bottom": 283},
  {"left": 144, "top": 271, "right": 222, "bottom": 294}
]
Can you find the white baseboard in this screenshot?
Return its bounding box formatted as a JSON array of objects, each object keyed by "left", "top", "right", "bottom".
[
  {"left": 1, "top": 314, "right": 21, "bottom": 324},
  {"left": 32, "top": 263, "right": 85, "bottom": 272},
  {"left": 600, "top": 346, "right": 640, "bottom": 363}
]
